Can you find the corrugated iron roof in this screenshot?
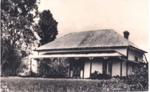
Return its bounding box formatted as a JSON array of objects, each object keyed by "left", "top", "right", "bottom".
[{"left": 36, "top": 29, "right": 136, "bottom": 50}]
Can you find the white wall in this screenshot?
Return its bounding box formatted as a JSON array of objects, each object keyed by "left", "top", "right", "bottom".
[
  {"left": 91, "top": 60, "right": 102, "bottom": 74},
  {"left": 70, "top": 70, "right": 73, "bottom": 77},
  {"left": 84, "top": 58, "right": 125, "bottom": 77},
  {"left": 128, "top": 50, "right": 143, "bottom": 61},
  {"left": 127, "top": 50, "right": 143, "bottom": 75},
  {"left": 31, "top": 50, "right": 39, "bottom": 74},
  {"left": 112, "top": 61, "right": 120, "bottom": 76},
  {"left": 128, "top": 63, "right": 133, "bottom": 75},
  {"left": 84, "top": 58, "right": 103, "bottom": 78},
  {"left": 114, "top": 48, "right": 127, "bottom": 56},
  {"left": 84, "top": 60, "right": 90, "bottom": 78},
  {"left": 122, "top": 60, "right": 126, "bottom": 76},
  {"left": 31, "top": 59, "right": 40, "bottom": 74},
  {"left": 80, "top": 70, "right": 83, "bottom": 78}
]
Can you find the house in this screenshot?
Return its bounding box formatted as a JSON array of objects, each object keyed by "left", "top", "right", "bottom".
[{"left": 30, "top": 29, "right": 147, "bottom": 78}]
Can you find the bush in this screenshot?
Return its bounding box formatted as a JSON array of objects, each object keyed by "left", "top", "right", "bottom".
[
  {"left": 38, "top": 58, "right": 69, "bottom": 78},
  {"left": 90, "top": 71, "right": 111, "bottom": 79},
  {"left": 126, "top": 63, "right": 148, "bottom": 91}
]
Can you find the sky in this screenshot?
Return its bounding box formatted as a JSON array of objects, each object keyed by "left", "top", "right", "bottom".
[{"left": 37, "top": 0, "right": 149, "bottom": 52}]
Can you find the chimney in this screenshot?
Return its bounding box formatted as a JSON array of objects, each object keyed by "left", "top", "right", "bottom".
[{"left": 123, "top": 31, "right": 130, "bottom": 39}]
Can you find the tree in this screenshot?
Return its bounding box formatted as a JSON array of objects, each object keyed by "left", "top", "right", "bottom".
[
  {"left": 1, "top": 0, "right": 59, "bottom": 76},
  {"left": 37, "top": 10, "right": 58, "bottom": 45},
  {"left": 1, "top": 0, "right": 40, "bottom": 75},
  {"left": 127, "top": 63, "right": 148, "bottom": 91}
]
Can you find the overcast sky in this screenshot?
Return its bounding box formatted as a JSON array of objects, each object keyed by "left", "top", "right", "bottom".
[{"left": 38, "top": 0, "right": 148, "bottom": 51}]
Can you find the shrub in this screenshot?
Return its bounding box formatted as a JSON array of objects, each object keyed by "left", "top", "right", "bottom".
[
  {"left": 126, "top": 63, "right": 148, "bottom": 91},
  {"left": 90, "top": 71, "right": 111, "bottom": 79},
  {"left": 38, "top": 58, "right": 69, "bottom": 78}
]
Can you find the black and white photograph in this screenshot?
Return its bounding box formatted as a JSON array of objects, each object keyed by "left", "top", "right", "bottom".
[{"left": 1, "top": 0, "right": 149, "bottom": 92}]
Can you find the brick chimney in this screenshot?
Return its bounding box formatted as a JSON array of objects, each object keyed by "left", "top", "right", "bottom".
[{"left": 123, "top": 31, "right": 130, "bottom": 39}]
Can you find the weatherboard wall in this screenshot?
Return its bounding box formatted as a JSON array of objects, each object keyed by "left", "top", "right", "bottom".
[
  {"left": 112, "top": 61, "right": 120, "bottom": 76},
  {"left": 128, "top": 63, "right": 133, "bottom": 75},
  {"left": 114, "top": 48, "right": 127, "bottom": 56},
  {"left": 91, "top": 60, "right": 103, "bottom": 74},
  {"left": 84, "top": 60, "right": 91, "bottom": 78},
  {"left": 31, "top": 59, "right": 39, "bottom": 74},
  {"left": 128, "top": 50, "right": 143, "bottom": 61},
  {"left": 122, "top": 60, "right": 126, "bottom": 76}
]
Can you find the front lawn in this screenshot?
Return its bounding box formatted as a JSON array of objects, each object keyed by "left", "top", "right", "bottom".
[{"left": 1, "top": 77, "right": 131, "bottom": 92}]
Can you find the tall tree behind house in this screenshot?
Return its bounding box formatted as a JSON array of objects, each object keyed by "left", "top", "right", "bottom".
[{"left": 37, "top": 10, "right": 58, "bottom": 45}]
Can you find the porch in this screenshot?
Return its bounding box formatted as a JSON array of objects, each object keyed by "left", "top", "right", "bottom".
[{"left": 30, "top": 51, "right": 126, "bottom": 78}]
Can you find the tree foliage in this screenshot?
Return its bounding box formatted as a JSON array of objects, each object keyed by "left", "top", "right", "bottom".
[
  {"left": 37, "top": 10, "right": 58, "bottom": 45},
  {"left": 38, "top": 58, "right": 69, "bottom": 78},
  {"left": 1, "top": 0, "right": 39, "bottom": 75},
  {"left": 127, "top": 63, "right": 148, "bottom": 91},
  {"left": 1, "top": 0, "right": 39, "bottom": 48},
  {"left": 1, "top": 0, "right": 58, "bottom": 76}
]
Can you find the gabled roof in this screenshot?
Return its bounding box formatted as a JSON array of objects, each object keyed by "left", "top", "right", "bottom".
[{"left": 35, "top": 29, "right": 139, "bottom": 51}]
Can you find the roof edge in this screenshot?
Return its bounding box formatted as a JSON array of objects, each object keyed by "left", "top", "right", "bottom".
[
  {"left": 128, "top": 45, "right": 147, "bottom": 53},
  {"left": 34, "top": 45, "right": 147, "bottom": 53},
  {"left": 34, "top": 46, "right": 128, "bottom": 51}
]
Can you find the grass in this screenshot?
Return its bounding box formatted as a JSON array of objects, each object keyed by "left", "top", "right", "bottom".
[{"left": 1, "top": 77, "right": 130, "bottom": 92}]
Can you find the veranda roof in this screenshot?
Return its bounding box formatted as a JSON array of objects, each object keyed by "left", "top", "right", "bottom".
[
  {"left": 36, "top": 29, "right": 136, "bottom": 51},
  {"left": 30, "top": 52, "right": 123, "bottom": 59}
]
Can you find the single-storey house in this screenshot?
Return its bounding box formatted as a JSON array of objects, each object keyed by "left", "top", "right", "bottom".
[{"left": 30, "top": 29, "right": 147, "bottom": 78}]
